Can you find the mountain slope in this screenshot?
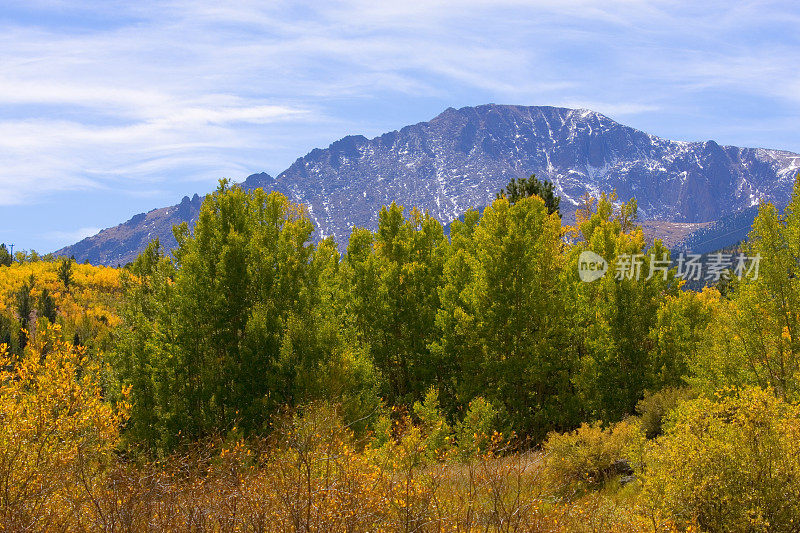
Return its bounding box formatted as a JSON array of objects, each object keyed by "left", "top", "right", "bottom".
[
  {"left": 59, "top": 193, "right": 205, "bottom": 266},
  {"left": 58, "top": 104, "right": 800, "bottom": 264}
]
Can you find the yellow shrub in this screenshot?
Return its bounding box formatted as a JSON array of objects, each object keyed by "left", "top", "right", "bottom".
[
  {"left": 641, "top": 387, "right": 800, "bottom": 532},
  {"left": 0, "top": 325, "right": 128, "bottom": 531},
  {"left": 542, "top": 419, "right": 646, "bottom": 494},
  {"left": 636, "top": 386, "right": 696, "bottom": 439}
]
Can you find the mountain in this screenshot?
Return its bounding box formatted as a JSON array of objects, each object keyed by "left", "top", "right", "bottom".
[
  {"left": 58, "top": 193, "right": 205, "bottom": 266},
  {"left": 679, "top": 205, "right": 763, "bottom": 254},
  {"left": 57, "top": 104, "right": 800, "bottom": 265}
]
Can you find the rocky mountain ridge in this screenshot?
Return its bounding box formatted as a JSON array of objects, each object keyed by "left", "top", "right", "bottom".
[{"left": 57, "top": 104, "right": 800, "bottom": 265}]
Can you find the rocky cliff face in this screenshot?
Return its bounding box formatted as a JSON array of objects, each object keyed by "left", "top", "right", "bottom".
[{"left": 57, "top": 104, "right": 800, "bottom": 265}]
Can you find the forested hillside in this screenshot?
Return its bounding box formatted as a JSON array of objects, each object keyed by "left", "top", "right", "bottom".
[{"left": 2, "top": 178, "right": 800, "bottom": 531}]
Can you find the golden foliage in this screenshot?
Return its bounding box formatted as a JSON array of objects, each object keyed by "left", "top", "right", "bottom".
[
  {"left": 0, "top": 260, "right": 121, "bottom": 345},
  {"left": 542, "top": 419, "right": 646, "bottom": 494},
  {"left": 0, "top": 391, "right": 654, "bottom": 532},
  {"left": 0, "top": 325, "right": 128, "bottom": 531},
  {"left": 641, "top": 387, "right": 800, "bottom": 532}
]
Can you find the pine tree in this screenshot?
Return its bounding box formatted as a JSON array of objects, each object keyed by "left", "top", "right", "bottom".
[
  {"left": 0, "top": 244, "right": 12, "bottom": 267},
  {"left": 39, "top": 288, "right": 57, "bottom": 324},
  {"left": 57, "top": 257, "right": 73, "bottom": 291},
  {"left": 15, "top": 275, "right": 34, "bottom": 350},
  {"left": 497, "top": 174, "right": 561, "bottom": 216}
]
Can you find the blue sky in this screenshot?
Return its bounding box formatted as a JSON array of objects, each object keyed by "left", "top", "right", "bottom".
[{"left": 2, "top": 0, "right": 800, "bottom": 253}]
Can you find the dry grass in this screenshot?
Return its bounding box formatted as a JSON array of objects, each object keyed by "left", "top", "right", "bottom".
[
  {"left": 0, "top": 436, "right": 652, "bottom": 532},
  {"left": 0, "top": 335, "right": 652, "bottom": 532}
]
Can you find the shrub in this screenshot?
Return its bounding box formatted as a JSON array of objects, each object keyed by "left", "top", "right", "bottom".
[
  {"left": 270, "top": 402, "right": 392, "bottom": 531},
  {"left": 0, "top": 325, "right": 128, "bottom": 530},
  {"left": 413, "top": 387, "right": 452, "bottom": 460},
  {"left": 542, "top": 419, "right": 645, "bottom": 494},
  {"left": 455, "top": 396, "right": 498, "bottom": 459},
  {"left": 636, "top": 386, "right": 695, "bottom": 439},
  {"left": 641, "top": 387, "right": 800, "bottom": 532}
]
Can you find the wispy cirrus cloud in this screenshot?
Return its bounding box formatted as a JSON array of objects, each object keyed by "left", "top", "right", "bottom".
[
  {"left": 1, "top": 0, "right": 800, "bottom": 250},
  {"left": 43, "top": 226, "right": 102, "bottom": 244}
]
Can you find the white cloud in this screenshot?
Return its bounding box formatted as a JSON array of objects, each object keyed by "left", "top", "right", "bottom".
[
  {"left": 0, "top": 0, "right": 799, "bottom": 209},
  {"left": 42, "top": 227, "right": 102, "bottom": 244}
]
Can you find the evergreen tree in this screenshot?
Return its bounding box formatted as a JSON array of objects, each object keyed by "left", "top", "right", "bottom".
[
  {"left": 57, "top": 257, "right": 73, "bottom": 291},
  {"left": 39, "top": 287, "right": 57, "bottom": 324},
  {"left": 0, "top": 244, "right": 12, "bottom": 267},
  {"left": 497, "top": 174, "right": 561, "bottom": 216},
  {"left": 16, "top": 275, "right": 34, "bottom": 330},
  {"left": 0, "top": 313, "right": 16, "bottom": 354},
  {"left": 15, "top": 275, "right": 34, "bottom": 350}
]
